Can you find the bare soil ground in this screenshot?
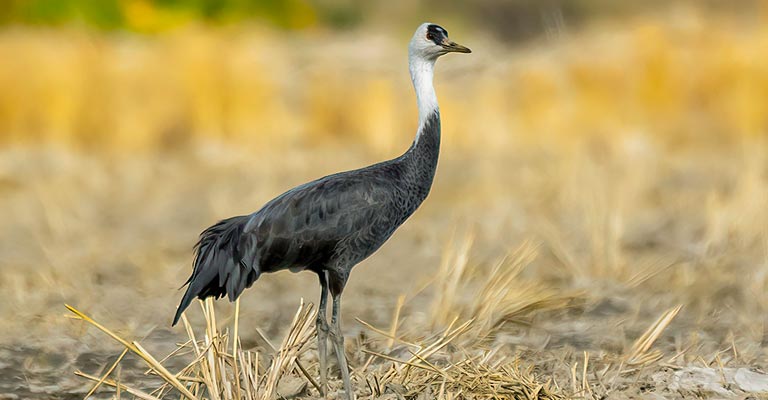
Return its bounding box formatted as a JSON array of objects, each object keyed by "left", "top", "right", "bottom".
[{"left": 2, "top": 137, "right": 768, "bottom": 399}]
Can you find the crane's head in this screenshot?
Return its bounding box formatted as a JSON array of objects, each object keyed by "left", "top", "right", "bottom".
[{"left": 409, "top": 23, "right": 471, "bottom": 61}]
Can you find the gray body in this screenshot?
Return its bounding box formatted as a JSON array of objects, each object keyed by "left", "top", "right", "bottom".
[{"left": 172, "top": 112, "right": 440, "bottom": 323}]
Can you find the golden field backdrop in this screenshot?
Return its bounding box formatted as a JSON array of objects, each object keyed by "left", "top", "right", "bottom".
[
  {"left": 2, "top": 1, "right": 768, "bottom": 399},
  {"left": 1, "top": 8, "right": 768, "bottom": 151}
]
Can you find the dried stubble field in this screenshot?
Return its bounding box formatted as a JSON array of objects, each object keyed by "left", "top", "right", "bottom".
[{"left": 2, "top": 9, "right": 768, "bottom": 400}]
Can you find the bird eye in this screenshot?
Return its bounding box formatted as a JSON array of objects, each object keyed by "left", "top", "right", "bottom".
[{"left": 426, "top": 32, "right": 434, "bottom": 41}]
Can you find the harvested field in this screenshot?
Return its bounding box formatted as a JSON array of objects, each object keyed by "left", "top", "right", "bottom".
[{"left": 2, "top": 5, "right": 768, "bottom": 399}]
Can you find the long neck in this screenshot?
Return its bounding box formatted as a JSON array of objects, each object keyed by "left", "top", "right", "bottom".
[
  {"left": 401, "top": 55, "right": 441, "bottom": 201},
  {"left": 409, "top": 56, "right": 439, "bottom": 137}
]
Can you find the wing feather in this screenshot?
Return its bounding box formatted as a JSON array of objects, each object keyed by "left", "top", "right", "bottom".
[
  {"left": 174, "top": 161, "right": 411, "bottom": 326},
  {"left": 244, "top": 167, "right": 403, "bottom": 271}
]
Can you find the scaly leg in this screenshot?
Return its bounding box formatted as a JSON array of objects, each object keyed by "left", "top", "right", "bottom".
[
  {"left": 316, "top": 271, "right": 330, "bottom": 398},
  {"left": 330, "top": 293, "right": 354, "bottom": 400}
]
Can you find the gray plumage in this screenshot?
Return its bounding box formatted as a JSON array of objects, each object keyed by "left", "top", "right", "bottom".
[
  {"left": 172, "top": 22, "right": 469, "bottom": 400},
  {"left": 172, "top": 112, "right": 440, "bottom": 324}
]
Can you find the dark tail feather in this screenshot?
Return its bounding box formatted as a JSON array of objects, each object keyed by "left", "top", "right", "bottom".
[{"left": 172, "top": 215, "right": 260, "bottom": 326}]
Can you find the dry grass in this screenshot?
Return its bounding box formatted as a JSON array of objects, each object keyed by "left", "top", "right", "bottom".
[
  {"left": 429, "top": 235, "right": 578, "bottom": 339},
  {"left": 65, "top": 264, "right": 567, "bottom": 400},
  {"left": 60, "top": 229, "right": 691, "bottom": 399},
  {"left": 2, "top": 6, "right": 768, "bottom": 400},
  {"left": 68, "top": 299, "right": 317, "bottom": 400}
]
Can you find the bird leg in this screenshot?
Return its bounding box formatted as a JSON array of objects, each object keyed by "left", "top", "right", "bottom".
[
  {"left": 316, "top": 272, "right": 330, "bottom": 398},
  {"left": 330, "top": 293, "right": 354, "bottom": 400}
]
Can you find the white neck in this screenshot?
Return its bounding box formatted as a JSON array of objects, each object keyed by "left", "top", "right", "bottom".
[{"left": 409, "top": 55, "right": 438, "bottom": 138}]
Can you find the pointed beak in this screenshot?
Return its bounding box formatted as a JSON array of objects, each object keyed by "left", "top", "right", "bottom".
[{"left": 441, "top": 40, "right": 471, "bottom": 54}]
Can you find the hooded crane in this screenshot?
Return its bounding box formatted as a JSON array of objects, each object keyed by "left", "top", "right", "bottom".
[{"left": 172, "top": 23, "right": 470, "bottom": 399}]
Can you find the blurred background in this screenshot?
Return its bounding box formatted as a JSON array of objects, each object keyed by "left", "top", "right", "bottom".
[{"left": 2, "top": 0, "right": 768, "bottom": 398}]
